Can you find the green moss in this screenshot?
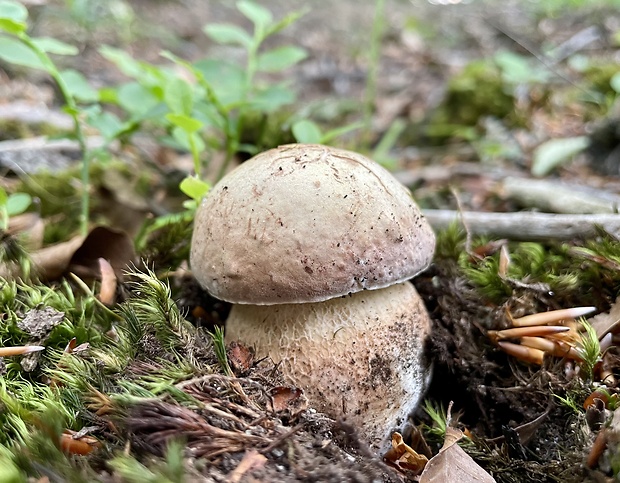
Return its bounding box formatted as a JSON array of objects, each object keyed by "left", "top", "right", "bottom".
[
  {"left": 423, "top": 60, "right": 518, "bottom": 143},
  {"left": 455, "top": 234, "right": 620, "bottom": 306}
]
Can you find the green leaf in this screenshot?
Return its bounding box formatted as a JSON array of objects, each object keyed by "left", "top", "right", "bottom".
[
  {"left": 166, "top": 113, "right": 203, "bottom": 133},
  {"left": 179, "top": 175, "right": 210, "bottom": 201},
  {"left": 495, "top": 50, "right": 549, "bottom": 84},
  {"left": 88, "top": 110, "right": 124, "bottom": 140},
  {"left": 531, "top": 136, "right": 589, "bottom": 177},
  {"left": 164, "top": 77, "right": 193, "bottom": 115},
  {"left": 0, "top": 37, "right": 44, "bottom": 69},
  {"left": 0, "top": 1, "right": 27, "bottom": 23},
  {"left": 203, "top": 24, "right": 252, "bottom": 48},
  {"left": 265, "top": 10, "right": 306, "bottom": 37},
  {"left": 0, "top": 17, "right": 25, "bottom": 34},
  {"left": 321, "top": 121, "right": 364, "bottom": 143},
  {"left": 256, "top": 46, "right": 307, "bottom": 72},
  {"left": 249, "top": 84, "right": 295, "bottom": 112},
  {"left": 60, "top": 69, "right": 98, "bottom": 102},
  {"left": 292, "top": 120, "right": 322, "bottom": 144},
  {"left": 194, "top": 59, "right": 245, "bottom": 105},
  {"left": 117, "top": 82, "right": 159, "bottom": 116},
  {"left": 237, "top": 1, "right": 272, "bottom": 29},
  {"left": 611, "top": 72, "right": 620, "bottom": 94},
  {"left": 0, "top": 186, "right": 7, "bottom": 206},
  {"left": 32, "top": 37, "right": 78, "bottom": 55},
  {"left": 172, "top": 127, "right": 205, "bottom": 153},
  {"left": 6, "top": 192, "right": 31, "bottom": 217},
  {"left": 100, "top": 45, "right": 144, "bottom": 78}
]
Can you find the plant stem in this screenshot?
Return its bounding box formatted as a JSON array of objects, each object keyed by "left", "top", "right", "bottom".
[
  {"left": 362, "top": 0, "right": 385, "bottom": 147},
  {"left": 18, "top": 35, "right": 90, "bottom": 235}
]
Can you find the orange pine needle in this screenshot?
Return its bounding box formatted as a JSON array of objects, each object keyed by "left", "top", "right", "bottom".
[
  {"left": 498, "top": 341, "right": 545, "bottom": 365},
  {"left": 0, "top": 345, "right": 45, "bottom": 356},
  {"left": 489, "top": 325, "right": 570, "bottom": 342},
  {"left": 511, "top": 307, "right": 596, "bottom": 327}
]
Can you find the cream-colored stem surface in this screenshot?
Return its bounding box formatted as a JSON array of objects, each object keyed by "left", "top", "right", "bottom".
[{"left": 225, "top": 281, "right": 432, "bottom": 450}]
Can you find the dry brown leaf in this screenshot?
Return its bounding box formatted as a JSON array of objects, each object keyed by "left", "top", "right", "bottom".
[
  {"left": 0, "top": 231, "right": 84, "bottom": 280},
  {"left": 419, "top": 427, "right": 496, "bottom": 483},
  {"left": 269, "top": 386, "right": 308, "bottom": 415},
  {"left": 225, "top": 449, "right": 267, "bottom": 483},
  {"left": 228, "top": 341, "right": 254, "bottom": 375},
  {"left": 0, "top": 226, "right": 135, "bottom": 281},
  {"left": 383, "top": 432, "right": 428, "bottom": 474},
  {"left": 9, "top": 212, "right": 44, "bottom": 249},
  {"left": 588, "top": 297, "right": 620, "bottom": 340},
  {"left": 69, "top": 226, "right": 135, "bottom": 280}
]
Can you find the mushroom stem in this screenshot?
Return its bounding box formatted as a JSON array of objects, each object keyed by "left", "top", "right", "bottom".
[{"left": 225, "top": 282, "right": 431, "bottom": 450}]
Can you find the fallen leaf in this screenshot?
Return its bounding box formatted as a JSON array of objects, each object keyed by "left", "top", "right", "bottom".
[
  {"left": 383, "top": 432, "right": 428, "bottom": 474},
  {"left": 69, "top": 226, "right": 135, "bottom": 280},
  {"left": 228, "top": 341, "right": 254, "bottom": 375},
  {"left": 419, "top": 427, "right": 496, "bottom": 483},
  {"left": 8, "top": 212, "right": 44, "bottom": 249},
  {"left": 227, "top": 449, "right": 267, "bottom": 483},
  {"left": 588, "top": 296, "right": 620, "bottom": 340},
  {"left": 270, "top": 386, "right": 308, "bottom": 416}
]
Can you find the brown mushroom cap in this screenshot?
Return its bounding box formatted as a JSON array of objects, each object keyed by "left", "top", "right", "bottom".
[
  {"left": 224, "top": 281, "right": 431, "bottom": 449},
  {"left": 191, "top": 144, "right": 435, "bottom": 305}
]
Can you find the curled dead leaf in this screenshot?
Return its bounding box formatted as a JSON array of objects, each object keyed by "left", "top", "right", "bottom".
[{"left": 383, "top": 432, "right": 428, "bottom": 475}]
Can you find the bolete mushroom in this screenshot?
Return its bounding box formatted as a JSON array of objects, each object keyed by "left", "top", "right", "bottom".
[{"left": 190, "top": 144, "right": 436, "bottom": 449}]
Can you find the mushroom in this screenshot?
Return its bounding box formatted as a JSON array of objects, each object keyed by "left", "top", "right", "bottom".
[{"left": 190, "top": 144, "right": 436, "bottom": 449}]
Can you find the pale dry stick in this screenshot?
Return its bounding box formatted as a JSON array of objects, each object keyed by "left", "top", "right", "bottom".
[
  {"left": 422, "top": 210, "right": 620, "bottom": 241},
  {"left": 501, "top": 177, "right": 620, "bottom": 215},
  {"left": 511, "top": 307, "right": 597, "bottom": 327},
  {"left": 450, "top": 187, "right": 474, "bottom": 256}
]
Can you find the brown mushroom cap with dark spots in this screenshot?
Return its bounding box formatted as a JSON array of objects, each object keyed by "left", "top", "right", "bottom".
[
  {"left": 190, "top": 144, "right": 436, "bottom": 305},
  {"left": 190, "top": 144, "right": 436, "bottom": 450}
]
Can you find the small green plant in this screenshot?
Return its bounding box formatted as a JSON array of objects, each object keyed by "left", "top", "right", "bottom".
[
  {"left": 423, "top": 399, "right": 448, "bottom": 439},
  {"left": 209, "top": 326, "right": 232, "bottom": 377},
  {"left": 0, "top": 0, "right": 94, "bottom": 235},
  {"left": 99, "top": 0, "right": 308, "bottom": 187},
  {"left": 553, "top": 392, "right": 583, "bottom": 414},
  {"left": 578, "top": 320, "right": 601, "bottom": 381},
  {"left": 0, "top": 187, "right": 31, "bottom": 231}
]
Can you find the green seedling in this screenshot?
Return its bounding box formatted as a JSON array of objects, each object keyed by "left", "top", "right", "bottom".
[
  {"left": 553, "top": 392, "right": 583, "bottom": 415},
  {"left": 577, "top": 319, "right": 601, "bottom": 381},
  {"left": 101, "top": 0, "right": 308, "bottom": 185},
  {"left": 0, "top": 0, "right": 94, "bottom": 235},
  {"left": 423, "top": 399, "right": 448, "bottom": 440},
  {"left": 209, "top": 325, "right": 232, "bottom": 377},
  {"left": 292, "top": 119, "right": 363, "bottom": 145},
  {"left": 0, "top": 187, "right": 31, "bottom": 230}
]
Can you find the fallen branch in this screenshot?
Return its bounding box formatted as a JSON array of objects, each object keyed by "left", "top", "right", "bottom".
[
  {"left": 501, "top": 177, "right": 620, "bottom": 214},
  {"left": 422, "top": 210, "right": 620, "bottom": 241}
]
